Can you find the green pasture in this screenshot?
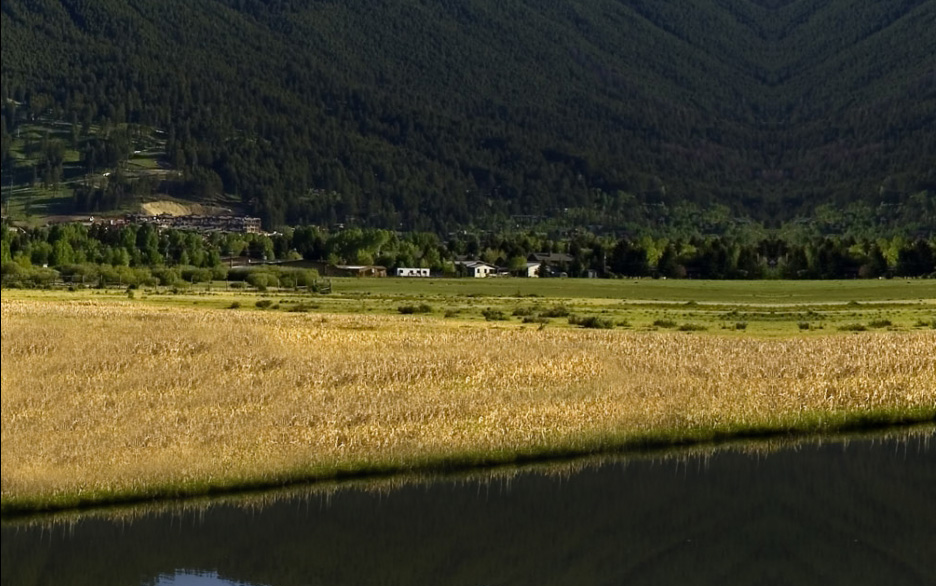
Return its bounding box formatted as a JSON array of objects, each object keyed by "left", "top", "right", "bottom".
[
  {"left": 4, "top": 279, "right": 934, "bottom": 336},
  {"left": 0, "top": 185, "right": 75, "bottom": 218},
  {"left": 329, "top": 277, "right": 936, "bottom": 304}
]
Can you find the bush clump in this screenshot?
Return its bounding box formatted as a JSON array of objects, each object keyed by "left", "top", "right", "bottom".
[
  {"left": 398, "top": 303, "right": 433, "bottom": 314},
  {"left": 838, "top": 323, "right": 867, "bottom": 332},
  {"left": 678, "top": 323, "right": 707, "bottom": 332},
  {"left": 481, "top": 308, "right": 508, "bottom": 321},
  {"left": 541, "top": 305, "right": 571, "bottom": 318},
  {"left": 255, "top": 299, "right": 273, "bottom": 309},
  {"left": 569, "top": 315, "right": 614, "bottom": 329},
  {"left": 868, "top": 319, "right": 892, "bottom": 328},
  {"left": 227, "top": 266, "right": 319, "bottom": 291},
  {"left": 653, "top": 319, "right": 677, "bottom": 328}
]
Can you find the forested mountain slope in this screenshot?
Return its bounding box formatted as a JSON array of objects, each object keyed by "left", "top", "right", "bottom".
[{"left": 2, "top": 0, "right": 934, "bottom": 229}]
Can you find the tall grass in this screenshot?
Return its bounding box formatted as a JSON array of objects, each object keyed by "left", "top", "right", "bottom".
[{"left": 2, "top": 299, "right": 934, "bottom": 512}]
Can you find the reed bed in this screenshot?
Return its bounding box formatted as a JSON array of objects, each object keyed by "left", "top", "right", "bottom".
[{"left": 2, "top": 299, "right": 934, "bottom": 512}]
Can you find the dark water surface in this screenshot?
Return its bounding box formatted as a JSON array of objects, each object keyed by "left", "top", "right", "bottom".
[{"left": 3, "top": 429, "right": 935, "bottom": 586}]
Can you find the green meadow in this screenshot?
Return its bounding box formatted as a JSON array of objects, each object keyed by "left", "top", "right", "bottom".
[{"left": 4, "top": 278, "right": 934, "bottom": 336}]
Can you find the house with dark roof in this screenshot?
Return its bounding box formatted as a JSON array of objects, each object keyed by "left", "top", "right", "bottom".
[{"left": 529, "top": 252, "right": 575, "bottom": 264}]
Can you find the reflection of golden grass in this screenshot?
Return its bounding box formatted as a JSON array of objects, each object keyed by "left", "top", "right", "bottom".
[
  {"left": 9, "top": 424, "right": 933, "bottom": 528},
  {"left": 3, "top": 300, "right": 935, "bottom": 508}
]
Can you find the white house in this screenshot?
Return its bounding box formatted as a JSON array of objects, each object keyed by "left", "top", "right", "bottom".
[
  {"left": 454, "top": 260, "right": 497, "bottom": 278},
  {"left": 396, "top": 267, "right": 430, "bottom": 277},
  {"left": 524, "top": 262, "right": 541, "bottom": 278}
]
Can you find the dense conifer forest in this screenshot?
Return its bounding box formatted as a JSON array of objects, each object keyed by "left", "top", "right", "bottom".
[{"left": 2, "top": 0, "right": 934, "bottom": 231}]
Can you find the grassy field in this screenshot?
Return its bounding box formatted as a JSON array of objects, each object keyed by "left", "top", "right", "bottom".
[
  {"left": 329, "top": 276, "right": 936, "bottom": 303},
  {"left": 5, "top": 279, "right": 934, "bottom": 336},
  {"left": 2, "top": 293, "right": 934, "bottom": 514}
]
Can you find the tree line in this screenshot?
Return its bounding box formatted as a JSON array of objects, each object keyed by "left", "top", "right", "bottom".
[{"left": 3, "top": 222, "right": 933, "bottom": 288}]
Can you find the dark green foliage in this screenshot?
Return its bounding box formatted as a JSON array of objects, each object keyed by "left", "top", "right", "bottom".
[
  {"left": 0, "top": 263, "right": 59, "bottom": 288},
  {"left": 897, "top": 240, "right": 936, "bottom": 277},
  {"left": 1, "top": 219, "right": 933, "bottom": 285},
  {"left": 481, "top": 308, "right": 508, "bottom": 321},
  {"left": 838, "top": 323, "right": 868, "bottom": 332},
  {"left": 868, "top": 319, "right": 893, "bottom": 329},
  {"left": 398, "top": 303, "right": 433, "bottom": 315},
  {"left": 228, "top": 266, "right": 319, "bottom": 288},
  {"left": 569, "top": 315, "right": 614, "bottom": 329},
  {"left": 254, "top": 299, "right": 273, "bottom": 309},
  {"left": 246, "top": 273, "right": 273, "bottom": 292},
  {"left": 678, "top": 323, "right": 707, "bottom": 332},
  {"left": 540, "top": 305, "right": 571, "bottom": 318},
  {"left": 2, "top": 0, "right": 934, "bottom": 230},
  {"left": 653, "top": 319, "right": 678, "bottom": 328},
  {"left": 611, "top": 240, "right": 652, "bottom": 277}
]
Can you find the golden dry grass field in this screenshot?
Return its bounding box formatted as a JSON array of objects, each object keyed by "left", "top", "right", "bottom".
[{"left": 2, "top": 298, "right": 935, "bottom": 512}]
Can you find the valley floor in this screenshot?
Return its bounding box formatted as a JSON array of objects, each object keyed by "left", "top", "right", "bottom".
[{"left": 2, "top": 282, "right": 935, "bottom": 513}]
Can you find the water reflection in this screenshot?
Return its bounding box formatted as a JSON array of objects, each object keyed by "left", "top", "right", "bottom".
[
  {"left": 150, "top": 571, "right": 265, "bottom": 586},
  {"left": 2, "top": 427, "right": 934, "bottom": 586}
]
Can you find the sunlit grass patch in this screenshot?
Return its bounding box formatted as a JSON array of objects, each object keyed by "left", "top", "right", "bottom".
[{"left": 2, "top": 298, "right": 934, "bottom": 512}]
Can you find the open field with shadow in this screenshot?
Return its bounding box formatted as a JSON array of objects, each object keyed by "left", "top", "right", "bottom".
[{"left": 2, "top": 292, "right": 934, "bottom": 513}]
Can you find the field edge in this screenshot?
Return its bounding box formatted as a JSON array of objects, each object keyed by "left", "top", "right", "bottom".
[{"left": 3, "top": 407, "right": 934, "bottom": 517}]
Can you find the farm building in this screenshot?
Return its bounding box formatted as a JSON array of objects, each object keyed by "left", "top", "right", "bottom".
[
  {"left": 523, "top": 262, "right": 541, "bottom": 277},
  {"left": 454, "top": 260, "right": 498, "bottom": 278},
  {"left": 396, "top": 267, "right": 430, "bottom": 277},
  {"left": 331, "top": 265, "right": 387, "bottom": 277}
]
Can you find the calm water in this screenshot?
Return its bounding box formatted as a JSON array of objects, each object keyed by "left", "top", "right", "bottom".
[{"left": 2, "top": 429, "right": 934, "bottom": 586}]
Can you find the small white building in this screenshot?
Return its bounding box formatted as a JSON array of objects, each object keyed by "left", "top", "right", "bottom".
[
  {"left": 454, "top": 260, "right": 497, "bottom": 278},
  {"left": 524, "top": 262, "right": 541, "bottom": 278},
  {"left": 396, "top": 267, "right": 430, "bottom": 277}
]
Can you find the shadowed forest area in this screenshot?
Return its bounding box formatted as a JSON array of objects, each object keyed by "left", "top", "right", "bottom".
[{"left": 2, "top": 0, "right": 934, "bottom": 231}]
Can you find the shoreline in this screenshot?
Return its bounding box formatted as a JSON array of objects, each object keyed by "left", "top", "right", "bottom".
[{"left": 4, "top": 411, "right": 934, "bottom": 517}]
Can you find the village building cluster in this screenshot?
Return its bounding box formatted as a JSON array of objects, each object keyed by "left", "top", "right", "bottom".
[
  {"left": 125, "top": 214, "right": 262, "bottom": 233},
  {"left": 32, "top": 213, "right": 594, "bottom": 279},
  {"left": 269, "top": 253, "right": 581, "bottom": 279}
]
